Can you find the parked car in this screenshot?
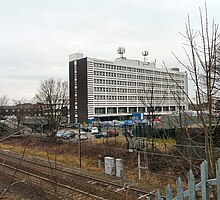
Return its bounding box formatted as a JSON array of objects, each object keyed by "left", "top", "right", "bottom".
[
  {"left": 100, "top": 131, "right": 107, "bottom": 137},
  {"left": 77, "top": 130, "right": 88, "bottom": 140},
  {"left": 107, "top": 129, "right": 120, "bottom": 137},
  {"left": 94, "top": 131, "right": 108, "bottom": 139},
  {"left": 81, "top": 126, "right": 91, "bottom": 132},
  {"left": 56, "top": 130, "right": 75, "bottom": 139},
  {"left": 91, "top": 127, "right": 99, "bottom": 134},
  {"left": 63, "top": 130, "right": 75, "bottom": 139},
  {"left": 56, "top": 130, "right": 66, "bottom": 138}
]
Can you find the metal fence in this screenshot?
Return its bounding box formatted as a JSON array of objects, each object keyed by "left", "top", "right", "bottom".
[{"left": 155, "top": 159, "right": 220, "bottom": 199}]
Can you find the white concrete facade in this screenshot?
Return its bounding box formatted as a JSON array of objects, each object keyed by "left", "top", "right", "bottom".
[{"left": 69, "top": 53, "right": 188, "bottom": 122}]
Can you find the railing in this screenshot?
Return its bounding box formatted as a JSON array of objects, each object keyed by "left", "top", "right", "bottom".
[{"left": 155, "top": 159, "right": 220, "bottom": 199}]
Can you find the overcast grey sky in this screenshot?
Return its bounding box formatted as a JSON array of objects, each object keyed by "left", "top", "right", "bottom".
[{"left": 0, "top": 0, "right": 219, "bottom": 101}]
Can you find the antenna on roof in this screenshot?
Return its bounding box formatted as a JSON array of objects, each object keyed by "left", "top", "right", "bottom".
[
  {"left": 142, "top": 51, "right": 149, "bottom": 63},
  {"left": 117, "top": 47, "right": 125, "bottom": 59}
]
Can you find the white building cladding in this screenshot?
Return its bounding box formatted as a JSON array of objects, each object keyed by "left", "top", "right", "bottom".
[{"left": 69, "top": 52, "right": 188, "bottom": 123}]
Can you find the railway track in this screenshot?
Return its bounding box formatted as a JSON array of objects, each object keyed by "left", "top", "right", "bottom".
[
  {"left": 0, "top": 149, "right": 151, "bottom": 199},
  {"left": 1, "top": 162, "right": 103, "bottom": 199}
]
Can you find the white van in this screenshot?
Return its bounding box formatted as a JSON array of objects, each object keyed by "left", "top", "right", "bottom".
[
  {"left": 91, "top": 127, "right": 99, "bottom": 134},
  {"left": 77, "top": 131, "right": 88, "bottom": 140},
  {"left": 81, "top": 133, "right": 88, "bottom": 140}
]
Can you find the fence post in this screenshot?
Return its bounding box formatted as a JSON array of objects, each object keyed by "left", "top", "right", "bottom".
[
  {"left": 188, "top": 169, "right": 195, "bottom": 200},
  {"left": 166, "top": 184, "right": 172, "bottom": 199},
  {"left": 217, "top": 158, "right": 220, "bottom": 200},
  {"left": 165, "top": 159, "right": 220, "bottom": 200},
  {"left": 156, "top": 190, "right": 162, "bottom": 200},
  {"left": 201, "top": 160, "right": 209, "bottom": 200},
  {"left": 176, "top": 177, "right": 184, "bottom": 200}
]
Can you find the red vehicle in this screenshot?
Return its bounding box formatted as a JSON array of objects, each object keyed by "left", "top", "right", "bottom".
[{"left": 107, "top": 129, "right": 120, "bottom": 137}]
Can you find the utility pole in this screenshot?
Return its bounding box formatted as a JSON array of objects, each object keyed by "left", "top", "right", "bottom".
[
  {"left": 138, "top": 151, "right": 141, "bottom": 180},
  {"left": 114, "top": 122, "right": 116, "bottom": 143}
]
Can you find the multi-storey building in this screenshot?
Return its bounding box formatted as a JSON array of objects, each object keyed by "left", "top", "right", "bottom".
[{"left": 69, "top": 51, "right": 188, "bottom": 124}]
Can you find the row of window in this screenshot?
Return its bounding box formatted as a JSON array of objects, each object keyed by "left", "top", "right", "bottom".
[
  {"left": 94, "top": 106, "right": 185, "bottom": 114},
  {"left": 106, "top": 88, "right": 117, "bottom": 92},
  {"left": 94, "top": 71, "right": 106, "bottom": 76},
  {"left": 94, "top": 79, "right": 184, "bottom": 89},
  {"left": 94, "top": 87, "right": 185, "bottom": 95},
  {"left": 94, "top": 79, "right": 105, "bottom": 84},
  {"left": 94, "top": 70, "right": 183, "bottom": 82},
  {"left": 95, "top": 107, "right": 139, "bottom": 114},
  {"left": 127, "top": 74, "right": 137, "bottom": 79},
  {"left": 94, "top": 87, "right": 129, "bottom": 93},
  {"left": 94, "top": 62, "right": 185, "bottom": 78},
  {"left": 95, "top": 95, "right": 128, "bottom": 100},
  {"left": 94, "top": 95, "right": 183, "bottom": 101}
]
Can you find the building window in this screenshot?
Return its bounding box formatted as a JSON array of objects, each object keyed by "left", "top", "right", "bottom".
[
  {"left": 147, "top": 107, "right": 154, "bottom": 112},
  {"left": 118, "top": 107, "right": 127, "bottom": 113},
  {"left": 170, "top": 106, "right": 176, "bottom": 111},
  {"left": 163, "top": 106, "right": 169, "bottom": 111},
  {"left": 129, "top": 107, "right": 137, "bottom": 113},
  {"left": 155, "top": 107, "right": 162, "bottom": 112},
  {"left": 107, "top": 95, "right": 117, "bottom": 100},
  {"left": 145, "top": 70, "right": 152, "bottom": 74},
  {"left": 117, "top": 66, "right": 121, "bottom": 70},
  {"left": 94, "top": 95, "right": 106, "bottom": 100},
  {"left": 128, "top": 96, "right": 137, "bottom": 100},
  {"left": 107, "top": 107, "right": 117, "bottom": 114},
  {"left": 94, "top": 79, "right": 106, "bottom": 84},
  {"left": 138, "top": 107, "right": 145, "bottom": 112},
  {"left": 95, "top": 107, "right": 106, "bottom": 114}
]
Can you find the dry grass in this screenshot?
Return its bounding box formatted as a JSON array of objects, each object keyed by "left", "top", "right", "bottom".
[
  {"left": 0, "top": 143, "right": 93, "bottom": 169},
  {"left": 0, "top": 137, "right": 189, "bottom": 193}
]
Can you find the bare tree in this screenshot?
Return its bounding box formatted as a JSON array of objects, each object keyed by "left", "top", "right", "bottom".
[
  {"left": 12, "top": 98, "right": 30, "bottom": 130},
  {"left": 0, "top": 95, "right": 9, "bottom": 119},
  {"left": 35, "top": 78, "right": 69, "bottom": 137},
  {"left": 0, "top": 95, "right": 9, "bottom": 106},
  {"left": 171, "top": 3, "right": 220, "bottom": 179},
  {"left": 140, "top": 81, "right": 166, "bottom": 149}
]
